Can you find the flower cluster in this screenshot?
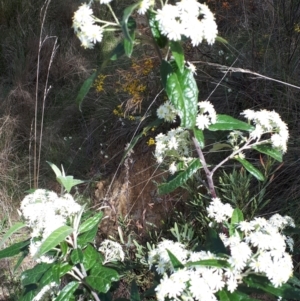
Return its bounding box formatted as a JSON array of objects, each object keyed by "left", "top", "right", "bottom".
[
  {"left": 196, "top": 101, "right": 217, "bottom": 130},
  {"left": 98, "top": 239, "right": 125, "bottom": 264},
  {"left": 156, "top": 101, "right": 178, "bottom": 123},
  {"left": 207, "top": 197, "right": 234, "bottom": 223},
  {"left": 72, "top": 3, "right": 104, "bottom": 49},
  {"left": 137, "top": 0, "right": 154, "bottom": 15},
  {"left": 156, "top": 0, "right": 218, "bottom": 46},
  {"left": 149, "top": 201, "right": 295, "bottom": 301},
  {"left": 154, "top": 128, "right": 192, "bottom": 173},
  {"left": 241, "top": 109, "right": 289, "bottom": 153},
  {"left": 149, "top": 240, "right": 229, "bottom": 301},
  {"left": 20, "top": 189, "right": 82, "bottom": 262}
]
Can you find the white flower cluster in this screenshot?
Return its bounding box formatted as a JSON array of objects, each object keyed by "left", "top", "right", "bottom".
[
  {"left": 156, "top": 101, "right": 178, "bottom": 123},
  {"left": 208, "top": 198, "right": 294, "bottom": 288},
  {"left": 149, "top": 240, "right": 231, "bottom": 301},
  {"left": 241, "top": 109, "right": 289, "bottom": 153},
  {"left": 207, "top": 197, "right": 234, "bottom": 223},
  {"left": 154, "top": 128, "right": 192, "bottom": 174},
  {"left": 73, "top": 3, "right": 103, "bottom": 49},
  {"left": 98, "top": 239, "right": 125, "bottom": 264},
  {"left": 20, "top": 189, "right": 82, "bottom": 262},
  {"left": 196, "top": 101, "right": 217, "bottom": 130},
  {"left": 156, "top": 0, "right": 218, "bottom": 46},
  {"left": 149, "top": 203, "right": 295, "bottom": 301}
]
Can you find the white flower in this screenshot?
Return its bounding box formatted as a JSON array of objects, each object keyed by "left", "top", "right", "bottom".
[
  {"left": 72, "top": 3, "right": 94, "bottom": 32},
  {"left": 156, "top": 101, "right": 177, "bottom": 122},
  {"left": 137, "top": 0, "right": 153, "bottom": 15},
  {"left": 169, "top": 162, "right": 177, "bottom": 174},
  {"left": 196, "top": 101, "right": 217, "bottom": 130},
  {"left": 100, "top": 0, "right": 113, "bottom": 4},
  {"left": 98, "top": 239, "right": 124, "bottom": 263},
  {"left": 186, "top": 61, "right": 197, "bottom": 74}
]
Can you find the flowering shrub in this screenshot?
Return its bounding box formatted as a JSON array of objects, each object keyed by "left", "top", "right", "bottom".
[{"left": 1, "top": 0, "right": 300, "bottom": 301}]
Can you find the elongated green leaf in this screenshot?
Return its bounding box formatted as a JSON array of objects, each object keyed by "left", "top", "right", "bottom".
[
  {"left": 78, "top": 224, "right": 98, "bottom": 247},
  {"left": 252, "top": 145, "right": 283, "bottom": 162},
  {"left": 148, "top": 11, "right": 168, "bottom": 48},
  {"left": 19, "top": 287, "right": 37, "bottom": 301},
  {"left": 14, "top": 250, "right": 29, "bottom": 272},
  {"left": 234, "top": 157, "right": 265, "bottom": 181},
  {"left": 35, "top": 226, "right": 73, "bottom": 258},
  {"left": 205, "top": 228, "right": 228, "bottom": 254},
  {"left": 56, "top": 176, "right": 84, "bottom": 193},
  {"left": 86, "top": 266, "right": 119, "bottom": 293},
  {"left": 209, "top": 143, "right": 232, "bottom": 152},
  {"left": 55, "top": 282, "right": 79, "bottom": 301},
  {"left": 121, "top": 3, "right": 139, "bottom": 41},
  {"left": 244, "top": 275, "right": 300, "bottom": 299},
  {"left": 21, "top": 263, "right": 52, "bottom": 286},
  {"left": 47, "top": 161, "right": 62, "bottom": 178},
  {"left": 130, "top": 280, "right": 140, "bottom": 301},
  {"left": 123, "top": 17, "right": 136, "bottom": 57},
  {"left": 170, "top": 41, "right": 184, "bottom": 73},
  {"left": 165, "top": 67, "right": 198, "bottom": 128},
  {"left": 186, "top": 259, "right": 229, "bottom": 269},
  {"left": 208, "top": 115, "right": 254, "bottom": 131},
  {"left": 218, "top": 290, "right": 260, "bottom": 301},
  {"left": 167, "top": 250, "right": 184, "bottom": 270},
  {"left": 158, "top": 159, "right": 201, "bottom": 195},
  {"left": 58, "top": 262, "right": 73, "bottom": 278},
  {"left": 0, "top": 222, "right": 26, "bottom": 248},
  {"left": 230, "top": 208, "right": 244, "bottom": 236},
  {"left": 60, "top": 241, "right": 68, "bottom": 257},
  {"left": 160, "top": 60, "right": 173, "bottom": 89},
  {"left": 79, "top": 211, "right": 104, "bottom": 234},
  {"left": 0, "top": 239, "right": 30, "bottom": 259},
  {"left": 193, "top": 128, "right": 205, "bottom": 148},
  {"left": 76, "top": 71, "right": 97, "bottom": 111},
  {"left": 71, "top": 248, "right": 83, "bottom": 265},
  {"left": 83, "top": 244, "right": 103, "bottom": 271}
]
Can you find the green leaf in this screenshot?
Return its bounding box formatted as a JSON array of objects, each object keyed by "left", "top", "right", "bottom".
[
  {"left": 79, "top": 211, "right": 104, "bottom": 234},
  {"left": 0, "top": 222, "right": 26, "bottom": 248},
  {"left": 164, "top": 67, "right": 198, "bottom": 128},
  {"left": 158, "top": 159, "right": 201, "bottom": 195},
  {"left": 76, "top": 71, "right": 97, "bottom": 111},
  {"left": 166, "top": 250, "right": 184, "bottom": 270},
  {"left": 234, "top": 157, "right": 265, "bottom": 181},
  {"left": 130, "top": 280, "right": 140, "bottom": 301},
  {"left": 0, "top": 239, "right": 30, "bottom": 259},
  {"left": 85, "top": 265, "right": 119, "bottom": 294},
  {"left": 208, "top": 115, "right": 254, "bottom": 131},
  {"left": 209, "top": 143, "right": 232, "bottom": 152},
  {"left": 58, "top": 263, "right": 73, "bottom": 278},
  {"left": 244, "top": 274, "right": 300, "bottom": 299},
  {"left": 21, "top": 263, "right": 52, "bottom": 286},
  {"left": 14, "top": 250, "right": 29, "bottom": 272},
  {"left": 186, "top": 259, "right": 229, "bottom": 269},
  {"left": 205, "top": 228, "right": 228, "bottom": 254},
  {"left": 52, "top": 264, "right": 60, "bottom": 284},
  {"left": 60, "top": 241, "right": 68, "bottom": 257},
  {"left": 19, "top": 287, "right": 37, "bottom": 301},
  {"left": 160, "top": 60, "right": 173, "bottom": 90},
  {"left": 56, "top": 175, "right": 84, "bottom": 193},
  {"left": 218, "top": 290, "right": 230, "bottom": 301},
  {"left": 110, "top": 42, "right": 125, "bottom": 61},
  {"left": 71, "top": 248, "right": 83, "bottom": 265},
  {"left": 121, "top": 4, "right": 138, "bottom": 57},
  {"left": 170, "top": 41, "right": 185, "bottom": 73},
  {"left": 83, "top": 244, "right": 103, "bottom": 271},
  {"left": 35, "top": 226, "right": 73, "bottom": 259},
  {"left": 47, "top": 161, "right": 62, "bottom": 178},
  {"left": 148, "top": 11, "right": 168, "bottom": 48},
  {"left": 193, "top": 128, "right": 205, "bottom": 148},
  {"left": 229, "top": 208, "right": 244, "bottom": 236},
  {"left": 55, "top": 282, "right": 79, "bottom": 301},
  {"left": 252, "top": 145, "right": 283, "bottom": 162},
  {"left": 78, "top": 224, "right": 98, "bottom": 247},
  {"left": 123, "top": 17, "right": 136, "bottom": 57}
]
